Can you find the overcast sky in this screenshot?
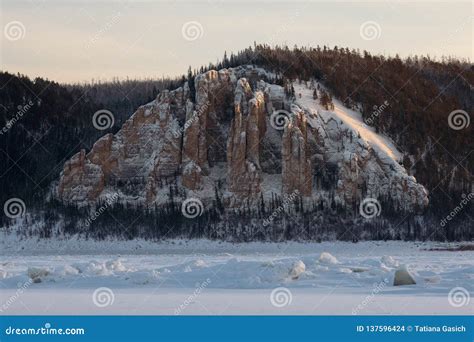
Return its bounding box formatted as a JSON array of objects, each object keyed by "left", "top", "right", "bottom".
[{"left": 1, "top": 0, "right": 472, "bottom": 83}]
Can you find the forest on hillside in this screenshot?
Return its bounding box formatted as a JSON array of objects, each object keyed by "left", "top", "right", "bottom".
[{"left": 0, "top": 44, "right": 472, "bottom": 241}]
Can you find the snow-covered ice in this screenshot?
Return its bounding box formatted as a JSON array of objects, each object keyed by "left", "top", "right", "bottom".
[{"left": 0, "top": 237, "right": 472, "bottom": 315}]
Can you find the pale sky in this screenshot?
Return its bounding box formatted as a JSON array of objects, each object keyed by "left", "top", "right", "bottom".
[{"left": 1, "top": 0, "right": 472, "bottom": 83}]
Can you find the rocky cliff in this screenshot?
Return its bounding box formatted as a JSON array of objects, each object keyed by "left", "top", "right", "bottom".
[{"left": 57, "top": 65, "right": 428, "bottom": 214}]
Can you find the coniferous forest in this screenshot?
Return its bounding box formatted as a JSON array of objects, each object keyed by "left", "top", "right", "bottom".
[{"left": 1, "top": 44, "right": 472, "bottom": 241}]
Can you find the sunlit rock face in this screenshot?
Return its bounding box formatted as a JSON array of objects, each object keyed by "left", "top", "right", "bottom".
[
  {"left": 226, "top": 79, "right": 267, "bottom": 204},
  {"left": 57, "top": 66, "right": 428, "bottom": 214},
  {"left": 281, "top": 110, "right": 312, "bottom": 197}
]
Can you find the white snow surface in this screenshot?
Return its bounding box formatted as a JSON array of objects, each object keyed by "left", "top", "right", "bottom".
[
  {"left": 293, "top": 82, "right": 402, "bottom": 162},
  {"left": 0, "top": 236, "right": 472, "bottom": 315}
]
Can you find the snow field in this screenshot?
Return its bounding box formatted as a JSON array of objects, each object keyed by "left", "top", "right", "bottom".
[{"left": 0, "top": 238, "right": 472, "bottom": 315}]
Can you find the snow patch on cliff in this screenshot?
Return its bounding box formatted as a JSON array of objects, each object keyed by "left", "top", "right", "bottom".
[{"left": 293, "top": 82, "right": 401, "bottom": 163}]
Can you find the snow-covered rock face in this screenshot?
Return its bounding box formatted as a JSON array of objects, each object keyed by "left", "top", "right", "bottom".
[
  {"left": 58, "top": 149, "right": 105, "bottom": 203},
  {"left": 292, "top": 82, "right": 428, "bottom": 212},
  {"left": 226, "top": 79, "right": 268, "bottom": 204},
  {"left": 58, "top": 91, "right": 183, "bottom": 205},
  {"left": 57, "top": 66, "right": 428, "bottom": 214},
  {"left": 281, "top": 109, "right": 312, "bottom": 196}
]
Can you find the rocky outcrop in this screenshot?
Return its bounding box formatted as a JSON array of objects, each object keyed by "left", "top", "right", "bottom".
[
  {"left": 313, "top": 117, "right": 428, "bottom": 210},
  {"left": 294, "top": 81, "right": 429, "bottom": 212},
  {"left": 181, "top": 69, "right": 234, "bottom": 189},
  {"left": 181, "top": 100, "right": 204, "bottom": 190},
  {"left": 281, "top": 109, "right": 312, "bottom": 196},
  {"left": 260, "top": 81, "right": 285, "bottom": 113},
  {"left": 226, "top": 79, "right": 267, "bottom": 201},
  {"left": 57, "top": 65, "right": 428, "bottom": 215},
  {"left": 58, "top": 87, "right": 183, "bottom": 206},
  {"left": 58, "top": 149, "right": 104, "bottom": 203}
]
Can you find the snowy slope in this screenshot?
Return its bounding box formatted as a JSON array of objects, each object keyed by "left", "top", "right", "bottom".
[
  {"left": 290, "top": 81, "right": 428, "bottom": 209},
  {"left": 293, "top": 82, "right": 401, "bottom": 163}
]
